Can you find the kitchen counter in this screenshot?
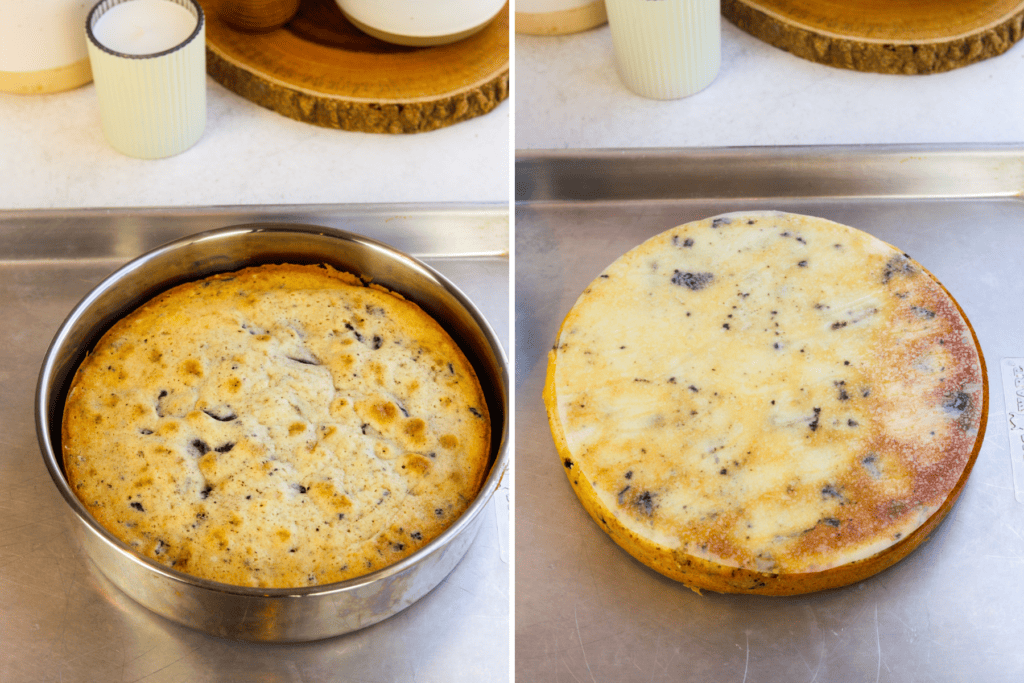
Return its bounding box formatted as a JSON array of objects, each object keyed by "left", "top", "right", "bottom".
[
  {"left": 0, "top": 76, "right": 509, "bottom": 209},
  {"left": 516, "top": 18, "right": 1024, "bottom": 149}
]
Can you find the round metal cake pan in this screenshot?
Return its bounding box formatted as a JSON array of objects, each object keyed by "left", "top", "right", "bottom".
[{"left": 35, "top": 223, "right": 509, "bottom": 642}]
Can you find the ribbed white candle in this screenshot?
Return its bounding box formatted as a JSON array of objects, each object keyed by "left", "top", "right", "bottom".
[
  {"left": 86, "top": 0, "right": 205, "bottom": 158},
  {"left": 605, "top": 0, "right": 720, "bottom": 99}
]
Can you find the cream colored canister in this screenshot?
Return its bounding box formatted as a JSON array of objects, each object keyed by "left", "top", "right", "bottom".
[
  {"left": 0, "top": 1, "right": 94, "bottom": 93},
  {"left": 516, "top": 0, "right": 607, "bottom": 35},
  {"left": 606, "top": 0, "right": 720, "bottom": 99},
  {"left": 86, "top": 0, "right": 206, "bottom": 158}
]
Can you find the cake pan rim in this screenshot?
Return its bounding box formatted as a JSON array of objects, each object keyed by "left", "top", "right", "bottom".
[{"left": 35, "top": 222, "right": 508, "bottom": 607}]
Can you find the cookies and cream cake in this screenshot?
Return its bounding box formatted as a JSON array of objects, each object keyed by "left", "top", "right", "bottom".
[
  {"left": 544, "top": 211, "right": 986, "bottom": 595},
  {"left": 63, "top": 263, "right": 491, "bottom": 588}
]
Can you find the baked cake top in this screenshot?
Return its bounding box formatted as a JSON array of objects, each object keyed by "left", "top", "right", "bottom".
[
  {"left": 63, "top": 263, "right": 491, "bottom": 588},
  {"left": 547, "top": 211, "right": 985, "bottom": 581}
]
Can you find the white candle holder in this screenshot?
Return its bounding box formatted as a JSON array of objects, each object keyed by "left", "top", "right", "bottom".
[
  {"left": 605, "top": 0, "right": 720, "bottom": 100},
  {"left": 86, "top": 0, "right": 205, "bottom": 159},
  {"left": 515, "top": 1, "right": 607, "bottom": 36}
]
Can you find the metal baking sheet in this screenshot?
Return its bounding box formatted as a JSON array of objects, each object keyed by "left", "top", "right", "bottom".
[
  {"left": 0, "top": 204, "right": 508, "bottom": 683},
  {"left": 515, "top": 146, "right": 1024, "bottom": 682}
]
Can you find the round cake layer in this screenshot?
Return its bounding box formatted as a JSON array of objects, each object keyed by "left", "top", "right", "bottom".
[
  {"left": 544, "top": 211, "right": 986, "bottom": 595},
  {"left": 63, "top": 263, "right": 490, "bottom": 588}
]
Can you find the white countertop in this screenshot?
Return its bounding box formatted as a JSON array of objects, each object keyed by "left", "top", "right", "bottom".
[
  {"left": 7, "top": 13, "right": 1023, "bottom": 213},
  {"left": 0, "top": 76, "right": 509, "bottom": 210},
  {"left": 516, "top": 18, "right": 1024, "bottom": 150}
]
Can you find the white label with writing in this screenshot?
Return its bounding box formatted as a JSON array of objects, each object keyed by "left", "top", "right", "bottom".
[{"left": 1000, "top": 358, "right": 1024, "bottom": 503}]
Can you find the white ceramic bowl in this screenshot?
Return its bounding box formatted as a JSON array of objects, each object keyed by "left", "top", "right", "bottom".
[{"left": 336, "top": 0, "right": 506, "bottom": 46}]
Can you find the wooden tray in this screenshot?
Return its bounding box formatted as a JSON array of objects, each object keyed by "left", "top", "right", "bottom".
[
  {"left": 202, "top": 0, "right": 509, "bottom": 133},
  {"left": 722, "top": 0, "right": 1024, "bottom": 74}
]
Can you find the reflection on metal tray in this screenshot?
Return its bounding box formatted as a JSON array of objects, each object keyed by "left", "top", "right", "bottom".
[
  {"left": 516, "top": 146, "right": 1024, "bottom": 682},
  {"left": 0, "top": 204, "right": 508, "bottom": 681}
]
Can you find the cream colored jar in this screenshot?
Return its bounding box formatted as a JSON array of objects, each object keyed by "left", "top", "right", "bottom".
[
  {"left": 0, "top": 1, "right": 94, "bottom": 94},
  {"left": 516, "top": 0, "right": 607, "bottom": 35},
  {"left": 86, "top": 0, "right": 206, "bottom": 158},
  {"left": 605, "top": 0, "right": 720, "bottom": 99}
]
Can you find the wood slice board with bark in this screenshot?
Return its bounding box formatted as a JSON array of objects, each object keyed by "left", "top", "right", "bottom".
[
  {"left": 201, "top": 0, "right": 509, "bottom": 133},
  {"left": 722, "top": 0, "right": 1024, "bottom": 74}
]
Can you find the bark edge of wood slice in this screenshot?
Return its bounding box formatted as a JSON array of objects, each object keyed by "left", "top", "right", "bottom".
[
  {"left": 722, "top": 0, "right": 1024, "bottom": 74},
  {"left": 203, "top": 0, "right": 509, "bottom": 133}
]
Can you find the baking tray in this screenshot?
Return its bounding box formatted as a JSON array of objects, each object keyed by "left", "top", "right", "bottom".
[
  {"left": 0, "top": 204, "right": 508, "bottom": 682},
  {"left": 515, "top": 146, "right": 1024, "bottom": 682}
]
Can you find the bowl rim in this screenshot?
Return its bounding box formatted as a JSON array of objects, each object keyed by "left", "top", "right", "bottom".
[
  {"left": 35, "top": 222, "right": 509, "bottom": 599},
  {"left": 334, "top": 0, "right": 507, "bottom": 40}
]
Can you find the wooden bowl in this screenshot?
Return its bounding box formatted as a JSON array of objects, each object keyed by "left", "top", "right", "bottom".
[{"left": 221, "top": 0, "right": 301, "bottom": 32}]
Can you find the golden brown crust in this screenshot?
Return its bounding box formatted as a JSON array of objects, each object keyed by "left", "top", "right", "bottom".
[
  {"left": 63, "top": 263, "right": 490, "bottom": 588},
  {"left": 544, "top": 211, "right": 986, "bottom": 595}
]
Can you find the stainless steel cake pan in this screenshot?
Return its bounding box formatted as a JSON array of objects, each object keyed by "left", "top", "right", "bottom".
[{"left": 35, "top": 222, "right": 509, "bottom": 642}]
